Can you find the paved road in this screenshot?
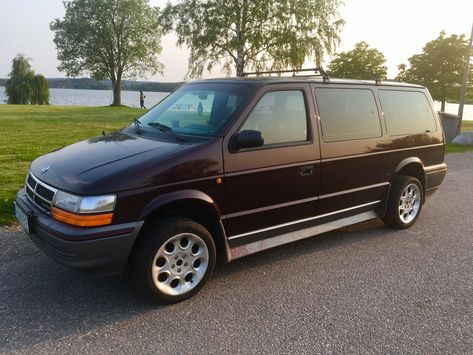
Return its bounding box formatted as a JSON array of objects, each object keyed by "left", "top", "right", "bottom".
[{"left": 1, "top": 153, "right": 473, "bottom": 354}]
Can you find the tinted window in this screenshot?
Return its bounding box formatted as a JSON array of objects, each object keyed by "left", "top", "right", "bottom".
[
  {"left": 379, "top": 90, "right": 437, "bottom": 135},
  {"left": 241, "top": 91, "right": 308, "bottom": 145},
  {"left": 315, "top": 88, "right": 381, "bottom": 142}
]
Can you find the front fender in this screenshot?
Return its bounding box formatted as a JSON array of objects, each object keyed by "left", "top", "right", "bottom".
[{"left": 140, "top": 189, "right": 222, "bottom": 220}]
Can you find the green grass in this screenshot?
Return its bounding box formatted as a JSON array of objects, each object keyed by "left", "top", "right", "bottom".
[
  {"left": 1, "top": 104, "right": 473, "bottom": 225},
  {"left": 0, "top": 105, "right": 143, "bottom": 225},
  {"left": 445, "top": 120, "right": 473, "bottom": 153},
  {"left": 446, "top": 142, "right": 473, "bottom": 153}
]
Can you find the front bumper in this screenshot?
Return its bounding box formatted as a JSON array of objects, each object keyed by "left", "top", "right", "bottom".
[{"left": 15, "top": 189, "right": 144, "bottom": 276}]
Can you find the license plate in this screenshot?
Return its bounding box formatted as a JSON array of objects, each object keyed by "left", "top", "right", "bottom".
[{"left": 14, "top": 203, "right": 30, "bottom": 234}]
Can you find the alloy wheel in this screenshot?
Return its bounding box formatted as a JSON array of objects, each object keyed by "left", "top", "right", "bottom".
[
  {"left": 151, "top": 233, "right": 209, "bottom": 296},
  {"left": 398, "top": 183, "right": 421, "bottom": 224}
]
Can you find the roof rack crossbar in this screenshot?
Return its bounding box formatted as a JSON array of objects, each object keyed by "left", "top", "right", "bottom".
[{"left": 243, "top": 67, "right": 329, "bottom": 82}]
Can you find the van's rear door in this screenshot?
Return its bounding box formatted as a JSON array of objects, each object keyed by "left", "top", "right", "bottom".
[{"left": 312, "top": 84, "right": 390, "bottom": 219}]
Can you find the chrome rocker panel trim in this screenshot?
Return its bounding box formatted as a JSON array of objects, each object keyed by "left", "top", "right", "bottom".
[{"left": 226, "top": 201, "right": 381, "bottom": 261}]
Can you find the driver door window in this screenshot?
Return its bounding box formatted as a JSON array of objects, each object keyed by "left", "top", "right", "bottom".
[{"left": 240, "top": 90, "right": 308, "bottom": 146}]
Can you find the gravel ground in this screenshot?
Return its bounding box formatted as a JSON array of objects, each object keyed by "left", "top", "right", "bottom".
[{"left": 1, "top": 152, "right": 472, "bottom": 354}]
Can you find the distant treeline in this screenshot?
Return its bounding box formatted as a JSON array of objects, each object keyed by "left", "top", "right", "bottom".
[{"left": 0, "top": 78, "right": 182, "bottom": 92}]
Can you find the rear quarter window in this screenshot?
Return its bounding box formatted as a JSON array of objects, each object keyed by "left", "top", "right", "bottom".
[
  {"left": 378, "top": 90, "right": 437, "bottom": 135},
  {"left": 315, "top": 88, "right": 381, "bottom": 142}
]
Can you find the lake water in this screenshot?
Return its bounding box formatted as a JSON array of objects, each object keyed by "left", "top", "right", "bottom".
[
  {"left": 0, "top": 86, "right": 169, "bottom": 108},
  {"left": 0, "top": 86, "right": 472, "bottom": 120}
]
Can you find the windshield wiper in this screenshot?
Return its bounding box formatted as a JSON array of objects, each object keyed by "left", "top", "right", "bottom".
[
  {"left": 133, "top": 118, "right": 141, "bottom": 130},
  {"left": 148, "top": 122, "right": 172, "bottom": 131},
  {"left": 148, "top": 122, "right": 186, "bottom": 142}
]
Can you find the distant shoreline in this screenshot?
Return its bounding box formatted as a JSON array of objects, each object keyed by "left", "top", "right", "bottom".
[
  {"left": 0, "top": 86, "right": 169, "bottom": 107},
  {"left": 0, "top": 77, "right": 182, "bottom": 93}
]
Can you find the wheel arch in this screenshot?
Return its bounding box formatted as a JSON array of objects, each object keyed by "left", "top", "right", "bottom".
[
  {"left": 137, "top": 190, "right": 228, "bottom": 262},
  {"left": 394, "top": 157, "right": 426, "bottom": 202}
]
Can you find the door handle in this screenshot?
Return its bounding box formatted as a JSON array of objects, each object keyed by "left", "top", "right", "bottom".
[{"left": 300, "top": 165, "right": 313, "bottom": 176}]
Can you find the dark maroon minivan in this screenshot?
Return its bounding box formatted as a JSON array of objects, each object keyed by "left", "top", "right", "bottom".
[{"left": 14, "top": 72, "right": 447, "bottom": 302}]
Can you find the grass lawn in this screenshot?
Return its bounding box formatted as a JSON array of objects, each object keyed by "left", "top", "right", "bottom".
[
  {"left": 0, "top": 105, "right": 143, "bottom": 225},
  {"left": 445, "top": 120, "right": 473, "bottom": 153},
  {"left": 1, "top": 104, "right": 472, "bottom": 225}
]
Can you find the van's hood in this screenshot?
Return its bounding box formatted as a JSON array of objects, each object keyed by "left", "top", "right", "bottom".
[{"left": 29, "top": 131, "right": 201, "bottom": 194}]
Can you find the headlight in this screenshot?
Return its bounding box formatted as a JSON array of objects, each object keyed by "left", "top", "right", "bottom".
[
  {"left": 53, "top": 191, "right": 116, "bottom": 213},
  {"left": 80, "top": 195, "right": 116, "bottom": 213},
  {"left": 52, "top": 191, "right": 116, "bottom": 227},
  {"left": 53, "top": 191, "right": 81, "bottom": 213}
]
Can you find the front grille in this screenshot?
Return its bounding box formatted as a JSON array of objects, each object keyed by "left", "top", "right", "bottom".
[{"left": 25, "top": 172, "right": 57, "bottom": 213}]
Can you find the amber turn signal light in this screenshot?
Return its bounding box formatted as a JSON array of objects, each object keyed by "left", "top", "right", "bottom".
[{"left": 52, "top": 207, "right": 113, "bottom": 227}]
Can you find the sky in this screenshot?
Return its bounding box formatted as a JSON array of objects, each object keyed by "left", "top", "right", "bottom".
[{"left": 0, "top": 0, "right": 472, "bottom": 82}]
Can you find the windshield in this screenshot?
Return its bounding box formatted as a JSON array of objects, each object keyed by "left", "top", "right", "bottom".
[{"left": 132, "top": 83, "right": 255, "bottom": 138}]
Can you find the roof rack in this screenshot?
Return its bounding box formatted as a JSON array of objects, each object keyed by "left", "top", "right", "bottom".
[
  {"left": 243, "top": 67, "right": 330, "bottom": 83},
  {"left": 323, "top": 71, "right": 385, "bottom": 84}
]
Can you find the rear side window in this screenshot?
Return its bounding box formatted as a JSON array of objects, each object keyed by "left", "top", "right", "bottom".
[
  {"left": 378, "top": 90, "right": 437, "bottom": 135},
  {"left": 240, "top": 90, "right": 308, "bottom": 145},
  {"left": 315, "top": 88, "right": 381, "bottom": 142}
]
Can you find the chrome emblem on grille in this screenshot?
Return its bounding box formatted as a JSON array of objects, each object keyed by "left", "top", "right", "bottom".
[{"left": 40, "top": 166, "right": 50, "bottom": 174}]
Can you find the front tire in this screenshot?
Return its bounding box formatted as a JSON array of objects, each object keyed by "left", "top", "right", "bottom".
[
  {"left": 130, "top": 217, "right": 216, "bottom": 303},
  {"left": 383, "top": 176, "right": 423, "bottom": 229}
]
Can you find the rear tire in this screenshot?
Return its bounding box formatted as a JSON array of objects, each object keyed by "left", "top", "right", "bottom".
[
  {"left": 383, "top": 175, "right": 423, "bottom": 229},
  {"left": 130, "top": 217, "right": 216, "bottom": 303}
]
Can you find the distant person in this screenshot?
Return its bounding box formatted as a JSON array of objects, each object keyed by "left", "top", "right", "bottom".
[
  {"left": 140, "top": 91, "right": 146, "bottom": 109},
  {"left": 198, "top": 101, "right": 203, "bottom": 116}
]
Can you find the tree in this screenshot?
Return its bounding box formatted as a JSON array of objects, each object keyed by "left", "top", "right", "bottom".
[
  {"left": 51, "top": 0, "right": 164, "bottom": 106},
  {"left": 5, "top": 54, "right": 49, "bottom": 105},
  {"left": 5, "top": 55, "right": 34, "bottom": 104},
  {"left": 31, "top": 75, "right": 50, "bottom": 105},
  {"left": 396, "top": 31, "right": 473, "bottom": 112},
  {"left": 327, "top": 41, "right": 387, "bottom": 80},
  {"left": 161, "top": 0, "right": 344, "bottom": 78}
]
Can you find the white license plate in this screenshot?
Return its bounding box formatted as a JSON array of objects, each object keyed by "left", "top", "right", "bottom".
[{"left": 14, "top": 203, "right": 30, "bottom": 234}]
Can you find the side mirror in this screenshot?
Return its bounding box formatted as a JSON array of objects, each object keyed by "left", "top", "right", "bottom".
[{"left": 233, "top": 130, "right": 264, "bottom": 150}]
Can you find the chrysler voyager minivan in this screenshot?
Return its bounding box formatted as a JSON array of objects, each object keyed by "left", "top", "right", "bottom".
[{"left": 14, "top": 69, "right": 447, "bottom": 302}]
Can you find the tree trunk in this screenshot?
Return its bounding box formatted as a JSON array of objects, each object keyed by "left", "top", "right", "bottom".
[
  {"left": 235, "top": 1, "right": 248, "bottom": 77},
  {"left": 112, "top": 78, "right": 122, "bottom": 106},
  {"left": 440, "top": 99, "right": 445, "bottom": 112},
  {"left": 236, "top": 60, "right": 245, "bottom": 77},
  {"left": 235, "top": 50, "right": 245, "bottom": 77}
]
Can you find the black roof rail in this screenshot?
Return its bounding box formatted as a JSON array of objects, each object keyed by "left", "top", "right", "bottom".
[
  {"left": 243, "top": 67, "right": 330, "bottom": 83},
  {"left": 326, "top": 71, "right": 385, "bottom": 84}
]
